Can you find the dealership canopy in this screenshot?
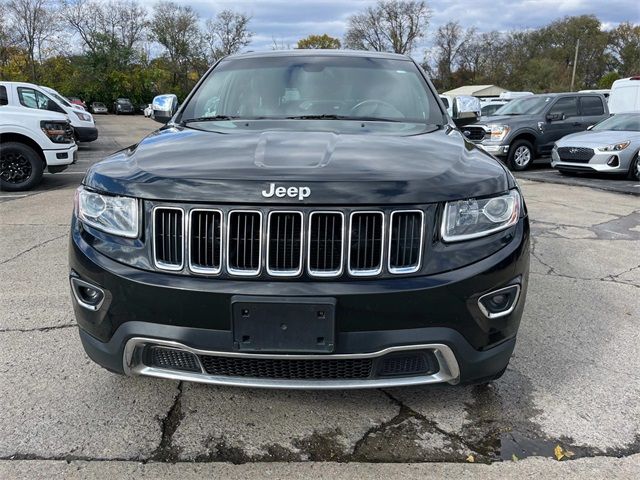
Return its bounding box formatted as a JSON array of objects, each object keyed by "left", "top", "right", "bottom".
[{"left": 442, "top": 85, "right": 509, "bottom": 98}]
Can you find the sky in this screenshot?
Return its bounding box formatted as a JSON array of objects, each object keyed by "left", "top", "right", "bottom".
[{"left": 145, "top": 0, "right": 640, "bottom": 57}]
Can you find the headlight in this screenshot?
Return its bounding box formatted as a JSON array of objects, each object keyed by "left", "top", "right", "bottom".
[
  {"left": 487, "top": 124, "right": 510, "bottom": 142},
  {"left": 598, "top": 141, "right": 630, "bottom": 152},
  {"left": 76, "top": 187, "right": 139, "bottom": 238},
  {"left": 40, "top": 120, "right": 72, "bottom": 143},
  {"left": 442, "top": 190, "right": 521, "bottom": 242},
  {"left": 75, "top": 111, "right": 92, "bottom": 122}
]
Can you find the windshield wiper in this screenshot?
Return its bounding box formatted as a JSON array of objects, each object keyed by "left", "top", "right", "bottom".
[
  {"left": 284, "top": 114, "right": 402, "bottom": 122},
  {"left": 181, "top": 115, "right": 241, "bottom": 124}
]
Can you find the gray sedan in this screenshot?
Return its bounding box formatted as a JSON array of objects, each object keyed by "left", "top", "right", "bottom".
[{"left": 551, "top": 113, "right": 640, "bottom": 180}]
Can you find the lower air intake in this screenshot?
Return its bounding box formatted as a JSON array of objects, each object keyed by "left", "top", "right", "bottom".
[
  {"left": 199, "top": 355, "right": 373, "bottom": 379},
  {"left": 147, "top": 346, "right": 201, "bottom": 372}
]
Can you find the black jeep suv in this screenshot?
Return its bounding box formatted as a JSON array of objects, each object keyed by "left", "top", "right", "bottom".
[
  {"left": 69, "top": 51, "right": 530, "bottom": 389},
  {"left": 464, "top": 93, "right": 609, "bottom": 170}
]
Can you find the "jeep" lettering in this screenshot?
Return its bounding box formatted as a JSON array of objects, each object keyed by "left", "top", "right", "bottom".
[{"left": 261, "top": 183, "right": 311, "bottom": 201}]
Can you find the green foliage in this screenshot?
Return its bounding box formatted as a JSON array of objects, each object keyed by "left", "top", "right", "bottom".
[
  {"left": 297, "top": 34, "right": 341, "bottom": 49},
  {"left": 598, "top": 71, "right": 622, "bottom": 89}
]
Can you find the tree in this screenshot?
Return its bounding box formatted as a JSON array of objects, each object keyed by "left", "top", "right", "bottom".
[
  {"left": 430, "top": 21, "right": 474, "bottom": 90},
  {"left": 204, "top": 10, "right": 252, "bottom": 63},
  {"left": 344, "top": 0, "right": 430, "bottom": 54},
  {"left": 7, "top": 0, "right": 56, "bottom": 81},
  {"left": 61, "top": 0, "right": 147, "bottom": 59},
  {"left": 297, "top": 34, "right": 341, "bottom": 49},
  {"left": 150, "top": 1, "right": 202, "bottom": 95},
  {"left": 608, "top": 22, "right": 640, "bottom": 77}
]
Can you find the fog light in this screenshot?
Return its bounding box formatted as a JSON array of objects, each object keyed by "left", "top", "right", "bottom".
[
  {"left": 478, "top": 285, "right": 520, "bottom": 319},
  {"left": 70, "top": 277, "right": 105, "bottom": 311},
  {"left": 606, "top": 155, "right": 619, "bottom": 167}
]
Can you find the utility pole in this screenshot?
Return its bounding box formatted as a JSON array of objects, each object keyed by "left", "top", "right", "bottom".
[{"left": 570, "top": 38, "right": 580, "bottom": 91}]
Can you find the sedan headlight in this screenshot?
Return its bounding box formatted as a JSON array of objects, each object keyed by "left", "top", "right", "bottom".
[
  {"left": 75, "top": 111, "right": 92, "bottom": 122},
  {"left": 598, "top": 141, "right": 630, "bottom": 152},
  {"left": 442, "top": 190, "right": 521, "bottom": 242},
  {"left": 487, "top": 124, "right": 510, "bottom": 142},
  {"left": 76, "top": 187, "right": 139, "bottom": 238}
]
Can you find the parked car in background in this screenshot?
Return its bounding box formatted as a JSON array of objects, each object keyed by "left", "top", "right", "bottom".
[
  {"left": 579, "top": 89, "right": 610, "bottom": 100},
  {"left": 464, "top": 92, "right": 609, "bottom": 170},
  {"left": 551, "top": 113, "right": 640, "bottom": 180},
  {"left": 41, "top": 86, "right": 98, "bottom": 142},
  {"left": 113, "top": 98, "right": 134, "bottom": 114},
  {"left": 439, "top": 94, "right": 454, "bottom": 117},
  {"left": 0, "top": 82, "right": 77, "bottom": 191},
  {"left": 481, "top": 99, "right": 508, "bottom": 117},
  {"left": 67, "top": 97, "right": 87, "bottom": 110},
  {"left": 499, "top": 92, "right": 534, "bottom": 101},
  {"left": 90, "top": 102, "right": 108, "bottom": 114},
  {"left": 143, "top": 103, "right": 153, "bottom": 117},
  {"left": 608, "top": 77, "right": 640, "bottom": 114}
]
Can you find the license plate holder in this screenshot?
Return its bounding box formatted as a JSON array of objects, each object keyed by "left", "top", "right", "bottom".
[{"left": 231, "top": 296, "right": 336, "bottom": 353}]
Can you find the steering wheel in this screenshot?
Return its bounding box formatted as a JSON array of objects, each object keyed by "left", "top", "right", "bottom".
[{"left": 350, "top": 99, "right": 404, "bottom": 118}]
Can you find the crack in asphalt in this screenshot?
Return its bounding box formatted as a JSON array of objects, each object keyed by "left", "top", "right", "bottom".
[
  {"left": 0, "top": 234, "right": 68, "bottom": 266},
  {"left": 0, "top": 324, "right": 76, "bottom": 333},
  {"left": 150, "top": 382, "right": 184, "bottom": 463}
]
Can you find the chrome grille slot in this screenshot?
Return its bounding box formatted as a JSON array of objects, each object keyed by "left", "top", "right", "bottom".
[
  {"left": 348, "top": 212, "right": 384, "bottom": 276},
  {"left": 389, "top": 210, "right": 424, "bottom": 274},
  {"left": 153, "top": 207, "right": 184, "bottom": 270},
  {"left": 189, "top": 209, "right": 222, "bottom": 274},
  {"left": 267, "top": 211, "right": 303, "bottom": 276},
  {"left": 308, "top": 212, "right": 344, "bottom": 277},
  {"left": 227, "top": 210, "right": 262, "bottom": 275}
]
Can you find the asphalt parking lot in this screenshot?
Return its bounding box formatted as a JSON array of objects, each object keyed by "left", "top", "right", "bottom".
[{"left": 1, "top": 115, "right": 639, "bottom": 477}]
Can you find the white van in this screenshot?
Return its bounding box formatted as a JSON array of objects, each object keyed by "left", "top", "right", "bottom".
[
  {"left": 608, "top": 77, "right": 640, "bottom": 114},
  {"left": 0, "top": 81, "right": 78, "bottom": 190},
  {"left": 41, "top": 86, "right": 98, "bottom": 142}
]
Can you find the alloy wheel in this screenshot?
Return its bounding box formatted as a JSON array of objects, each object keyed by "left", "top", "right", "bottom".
[
  {"left": 0, "top": 151, "right": 33, "bottom": 184},
  {"left": 513, "top": 146, "right": 531, "bottom": 167}
]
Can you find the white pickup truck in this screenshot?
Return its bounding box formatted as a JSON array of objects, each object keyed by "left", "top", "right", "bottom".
[{"left": 1, "top": 81, "right": 78, "bottom": 191}]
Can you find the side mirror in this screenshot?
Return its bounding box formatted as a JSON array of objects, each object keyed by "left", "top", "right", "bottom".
[
  {"left": 452, "top": 95, "right": 481, "bottom": 126},
  {"left": 152, "top": 94, "right": 178, "bottom": 124},
  {"left": 546, "top": 113, "right": 565, "bottom": 122}
]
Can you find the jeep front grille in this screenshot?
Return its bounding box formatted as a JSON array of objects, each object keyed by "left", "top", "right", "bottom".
[
  {"left": 267, "top": 211, "right": 303, "bottom": 276},
  {"left": 189, "top": 209, "right": 222, "bottom": 273},
  {"left": 308, "top": 212, "right": 344, "bottom": 276},
  {"left": 348, "top": 212, "right": 384, "bottom": 275},
  {"left": 153, "top": 207, "right": 184, "bottom": 270},
  {"left": 227, "top": 210, "right": 262, "bottom": 275},
  {"left": 388, "top": 210, "right": 424, "bottom": 274},
  {"left": 152, "top": 207, "right": 425, "bottom": 277}
]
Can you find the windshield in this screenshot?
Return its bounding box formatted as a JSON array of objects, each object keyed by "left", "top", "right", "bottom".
[
  {"left": 47, "top": 90, "right": 72, "bottom": 108},
  {"left": 180, "top": 55, "right": 443, "bottom": 124},
  {"left": 592, "top": 114, "right": 640, "bottom": 132},
  {"left": 494, "top": 96, "right": 552, "bottom": 115},
  {"left": 117, "top": 99, "right": 131, "bottom": 104}
]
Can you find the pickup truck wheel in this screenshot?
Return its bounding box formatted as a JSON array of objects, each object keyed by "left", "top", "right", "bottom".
[
  {"left": 507, "top": 140, "right": 533, "bottom": 171},
  {"left": 628, "top": 153, "right": 640, "bottom": 181},
  {"left": 0, "top": 142, "right": 44, "bottom": 191}
]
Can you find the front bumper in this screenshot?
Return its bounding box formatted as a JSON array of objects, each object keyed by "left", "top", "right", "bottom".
[
  {"left": 75, "top": 126, "right": 99, "bottom": 142},
  {"left": 551, "top": 149, "right": 632, "bottom": 174},
  {"left": 69, "top": 217, "right": 529, "bottom": 388},
  {"left": 476, "top": 143, "right": 510, "bottom": 156},
  {"left": 43, "top": 144, "right": 78, "bottom": 166}
]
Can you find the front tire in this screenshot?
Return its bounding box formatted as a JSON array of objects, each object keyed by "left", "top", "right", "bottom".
[
  {"left": 507, "top": 140, "right": 534, "bottom": 171},
  {"left": 0, "top": 142, "right": 44, "bottom": 191},
  {"left": 628, "top": 153, "right": 640, "bottom": 181}
]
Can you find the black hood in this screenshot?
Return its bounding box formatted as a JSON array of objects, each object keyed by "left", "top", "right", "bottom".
[{"left": 84, "top": 124, "right": 511, "bottom": 205}]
